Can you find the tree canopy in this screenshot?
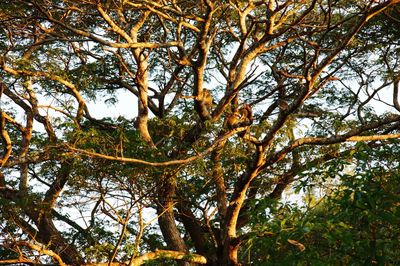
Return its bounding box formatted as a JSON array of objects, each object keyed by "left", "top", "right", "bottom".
[{"left": 1, "top": 0, "right": 400, "bottom": 265}]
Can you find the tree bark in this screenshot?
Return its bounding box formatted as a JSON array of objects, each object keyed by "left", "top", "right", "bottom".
[
  {"left": 27, "top": 161, "right": 84, "bottom": 264},
  {"left": 220, "top": 148, "right": 265, "bottom": 266},
  {"left": 36, "top": 214, "right": 84, "bottom": 265},
  {"left": 157, "top": 173, "right": 191, "bottom": 266},
  {"left": 177, "top": 203, "right": 219, "bottom": 265}
]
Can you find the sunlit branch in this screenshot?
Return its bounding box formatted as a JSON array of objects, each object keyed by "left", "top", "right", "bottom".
[
  {"left": 9, "top": 241, "right": 66, "bottom": 266},
  {"left": 34, "top": 2, "right": 180, "bottom": 49},
  {"left": 2, "top": 65, "right": 86, "bottom": 122},
  {"left": 0, "top": 111, "right": 12, "bottom": 167},
  {"left": 125, "top": 1, "right": 201, "bottom": 33},
  {"left": 128, "top": 249, "right": 207, "bottom": 266},
  {"left": 268, "top": 131, "right": 400, "bottom": 167},
  {"left": 66, "top": 126, "right": 250, "bottom": 166}
]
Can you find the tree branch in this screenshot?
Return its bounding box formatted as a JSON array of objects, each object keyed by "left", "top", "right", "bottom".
[
  {"left": 128, "top": 249, "right": 207, "bottom": 266},
  {"left": 10, "top": 241, "right": 66, "bottom": 266},
  {"left": 65, "top": 126, "right": 250, "bottom": 166}
]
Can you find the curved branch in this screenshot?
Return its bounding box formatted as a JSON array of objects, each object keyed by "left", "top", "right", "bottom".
[
  {"left": 0, "top": 112, "right": 12, "bottom": 167},
  {"left": 66, "top": 126, "right": 250, "bottom": 166},
  {"left": 0, "top": 258, "right": 36, "bottom": 265},
  {"left": 83, "top": 250, "right": 207, "bottom": 266},
  {"left": 394, "top": 77, "right": 400, "bottom": 111},
  {"left": 34, "top": 3, "right": 180, "bottom": 49},
  {"left": 266, "top": 115, "right": 400, "bottom": 166},
  {"left": 1, "top": 88, "right": 56, "bottom": 141},
  {"left": 129, "top": 249, "right": 207, "bottom": 266},
  {"left": 12, "top": 241, "right": 66, "bottom": 266},
  {"left": 97, "top": 3, "right": 133, "bottom": 43},
  {"left": 2, "top": 65, "right": 86, "bottom": 122},
  {"left": 52, "top": 210, "right": 97, "bottom": 246},
  {"left": 43, "top": 161, "right": 72, "bottom": 208}
]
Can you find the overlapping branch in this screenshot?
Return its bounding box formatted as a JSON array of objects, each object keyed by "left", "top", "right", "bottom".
[{"left": 66, "top": 126, "right": 251, "bottom": 166}]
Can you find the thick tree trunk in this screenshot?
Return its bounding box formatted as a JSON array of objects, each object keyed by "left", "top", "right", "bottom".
[
  {"left": 157, "top": 173, "right": 191, "bottom": 266},
  {"left": 157, "top": 208, "right": 187, "bottom": 252},
  {"left": 219, "top": 235, "right": 242, "bottom": 266},
  {"left": 211, "top": 141, "right": 228, "bottom": 223},
  {"left": 37, "top": 214, "right": 84, "bottom": 265},
  {"left": 29, "top": 161, "right": 83, "bottom": 264},
  {"left": 132, "top": 23, "right": 155, "bottom": 148},
  {"left": 177, "top": 203, "right": 220, "bottom": 265}
]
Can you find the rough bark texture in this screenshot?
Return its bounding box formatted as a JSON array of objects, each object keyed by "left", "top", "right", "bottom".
[
  {"left": 157, "top": 173, "right": 190, "bottom": 266},
  {"left": 36, "top": 214, "right": 84, "bottom": 265}
]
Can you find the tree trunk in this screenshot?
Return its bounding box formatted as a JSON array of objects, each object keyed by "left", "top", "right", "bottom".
[
  {"left": 37, "top": 214, "right": 84, "bottom": 265},
  {"left": 219, "top": 150, "right": 265, "bottom": 266},
  {"left": 157, "top": 173, "right": 191, "bottom": 266}
]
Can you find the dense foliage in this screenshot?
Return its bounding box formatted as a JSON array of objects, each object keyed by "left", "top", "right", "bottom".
[
  {"left": 245, "top": 143, "right": 400, "bottom": 265},
  {"left": 1, "top": 1, "right": 400, "bottom": 265}
]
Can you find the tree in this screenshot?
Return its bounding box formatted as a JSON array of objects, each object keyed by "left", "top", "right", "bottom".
[{"left": 1, "top": 0, "right": 400, "bottom": 265}]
